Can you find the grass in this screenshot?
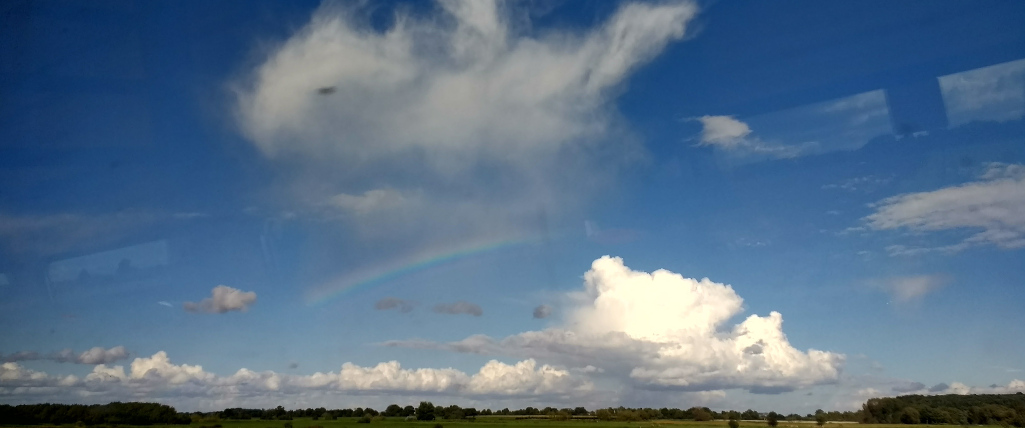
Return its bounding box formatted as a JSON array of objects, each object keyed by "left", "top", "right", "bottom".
[{"left": 0, "top": 419, "right": 1008, "bottom": 428}]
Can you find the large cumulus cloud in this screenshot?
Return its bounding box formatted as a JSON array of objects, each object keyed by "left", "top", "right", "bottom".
[{"left": 386, "top": 256, "right": 845, "bottom": 393}]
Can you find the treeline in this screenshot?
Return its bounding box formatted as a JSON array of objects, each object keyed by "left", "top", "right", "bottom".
[
  {"left": 862, "top": 393, "right": 1025, "bottom": 426},
  {"left": 0, "top": 402, "right": 189, "bottom": 425},
  {"left": 198, "top": 403, "right": 860, "bottom": 423}
]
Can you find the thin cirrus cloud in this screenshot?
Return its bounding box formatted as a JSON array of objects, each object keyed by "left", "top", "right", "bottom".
[
  {"left": 385, "top": 256, "right": 845, "bottom": 394},
  {"left": 433, "top": 300, "right": 483, "bottom": 317},
  {"left": 939, "top": 58, "right": 1025, "bottom": 128},
  {"left": 869, "top": 275, "right": 950, "bottom": 303},
  {"left": 1, "top": 346, "right": 129, "bottom": 365},
  {"left": 862, "top": 163, "right": 1025, "bottom": 256},
  {"left": 184, "top": 285, "right": 257, "bottom": 314},
  {"left": 232, "top": 0, "right": 699, "bottom": 242}
]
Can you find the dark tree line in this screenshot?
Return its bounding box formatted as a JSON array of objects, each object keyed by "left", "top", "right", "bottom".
[
  {"left": 0, "top": 402, "right": 189, "bottom": 425},
  {"left": 6, "top": 393, "right": 1022, "bottom": 426},
  {"left": 862, "top": 393, "right": 1025, "bottom": 426}
]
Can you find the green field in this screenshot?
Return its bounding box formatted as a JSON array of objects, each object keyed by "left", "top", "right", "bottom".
[{"left": 2, "top": 418, "right": 1005, "bottom": 428}]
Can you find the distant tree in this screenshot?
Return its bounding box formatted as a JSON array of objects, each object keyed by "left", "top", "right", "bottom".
[
  {"left": 551, "top": 411, "right": 571, "bottom": 421},
  {"left": 357, "top": 415, "right": 372, "bottom": 424},
  {"left": 692, "top": 408, "right": 713, "bottom": 422},
  {"left": 767, "top": 412, "right": 780, "bottom": 427},
  {"left": 354, "top": 408, "right": 365, "bottom": 418},
  {"left": 402, "top": 406, "right": 415, "bottom": 417},
  {"left": 900, "top": 408, "right": 920, "bottom": 425},
  {"left": 742, "top": 410, "right": 760, "bottom": 420},
  {"left": 816, "top": 413, "right": 827, "bottom": 427},
  {"left": 729, "top": 419, "right": 740, "bottom": 428},
  {"left": 385, "top": 405, "right": 402, "bottom": 417},
  {"left": 596, "top": 409, "right": 614, "bottom": 421},
  {"left": 574, "top": 407, "right": 589, "bottom": 416},
  {"left": 617, "top": 410, "right": 641, "bottom": 422},
  {"left": 417, "top": 402, "right": 436, "bottom": 421}
]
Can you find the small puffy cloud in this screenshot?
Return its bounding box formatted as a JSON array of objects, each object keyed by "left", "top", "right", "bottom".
[
  {"left": 694, "top": 116, "right": 806, "bottom": 159},
  {"left": 864, "top": 163, "right": 1025, "bottom": 254},
  {"left": 433, "top": 300, "right": 483, "bottom": 317},
  {"left": 157, "top": 301, "right": 172, "bottom": 307},
  {"left": 533, "top": 304, "right": 553, "bottom": 319},
  {"left": 928, "top": 382, "right": 950, "bottom": 392},
  {"left": 0, "top": 351, "right": 590, "bottom": 407},
  {"left": 870, "top": 275, "right": 949, "bottom": 303},
  {"left": 184, "top": 285, "right": 257, "bottom": 314},
  {"left": 375, "top": 297, "right": 414, "bottom": 313},
  {"left": 387, "top": 256, "right": 844, "bottom": 393},
  {"left": 697, "top": 115, "right": 751, "bottom": 148},
  {"left": 2, "top": 346, "right": 129, "bottom": 365}
]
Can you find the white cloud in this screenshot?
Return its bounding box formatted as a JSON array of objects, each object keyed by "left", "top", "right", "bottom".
[
  {"left": 234, "top": 0, "right": 698, "bottom": 241},
  {"left": 869, "top": 275, "right": 949, "bottom": 303},
  {"left": 864, "top": 163, "right": 1025, "bottom": 254},
  {"left": 694, "top": 115, "right": 805, "bottom": 159},
  {"left": 0, "top": 351, "right": 590, "bottom": 408},
  {"left": 697, "top": 115, "right": 752, "bottom": 148},
  {"left": 184, "top": 285, "right": 257, "bottom": 314},
  {"left": 386, "top": 256, "right": 844, "bottom": 393},
  {"left": 939, "top": 58, "right": 1025, "bottom": 128},
  {"left": 433, "top": 300, "right": 483, "bottom": 317},
  {"left": 1, "top": 346, "right": 129, "bottom": 365},
  {"left": 237, "top": 0, "right": 695, "bottom": 165}
]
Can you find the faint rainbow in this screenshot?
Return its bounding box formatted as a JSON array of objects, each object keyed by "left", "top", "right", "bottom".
[{"left": 305, "top": 236, "right": 546, "bottom": 306}]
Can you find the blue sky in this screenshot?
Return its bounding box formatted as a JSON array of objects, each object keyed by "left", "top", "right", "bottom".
[{"left": 2, "top": 0, "right": 1025, "bottom": 413}]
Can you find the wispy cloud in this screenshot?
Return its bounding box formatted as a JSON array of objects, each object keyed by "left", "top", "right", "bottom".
[
  {"left": 234, "top": 0, "right": 699, "bottom": 247},
  {"left": 939, "top": 58, "right": 1025, "bottom": 128},
  {"left": 821, "top": 175, "right": 893, "bottom": 192},
  {"left": 863, "top": 163, "right": 1025, "bottom": 254},
  {"left": 433, "top": 300, "right": 483, "bottom": 317},
  {"left": 1, "top": 346, "right": 129, "bottom": 365},
  {"left": 868, "top": 275, "right": 950, "bottom": 303}
]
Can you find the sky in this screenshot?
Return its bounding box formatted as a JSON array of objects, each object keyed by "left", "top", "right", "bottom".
[{"left": 1, "top": 0, "right": 1025, "bottom": 414}]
